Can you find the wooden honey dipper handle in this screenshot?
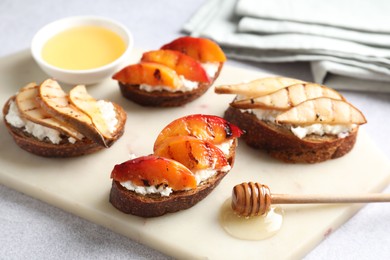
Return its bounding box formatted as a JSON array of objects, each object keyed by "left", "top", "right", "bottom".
[{"left": 232, "top": 182, "right": 390, "bottom": 217}]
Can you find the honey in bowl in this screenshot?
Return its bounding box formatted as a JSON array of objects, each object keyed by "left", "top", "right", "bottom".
[{"left": 41, "top": 25, "right": 126, "bottom": 70}]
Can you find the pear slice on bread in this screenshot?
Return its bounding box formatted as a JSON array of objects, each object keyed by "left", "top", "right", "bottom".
[
  {"left": 38, "top": 79, "right": 107, "bottom": 147},
  {"left": 215, "top": 77, "right": 304, "bottom": 97},
  {"left": 15, "top": 82, "right": 83, "bottom": 140},
  {"left": 231, "top": 83, "right": 344, "bottom": 110},
  {"left": 218, "top": 76, "right": 367, "bottom": 163},
  {"left": 69, "top": 85, "right": 114, "bottom": 142},
  {"left": 276, "top": 97, "right": 367, "bottom": 125}
]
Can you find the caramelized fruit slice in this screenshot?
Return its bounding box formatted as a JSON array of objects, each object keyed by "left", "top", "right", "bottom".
[
  {"left": 215, "top": 77, "right": 304, "bottom": 97},
  {"left": 231, "top": 83, "right": 344, "bottom": 110},
  {"left": 112, "top": 62, "right": 182, "bottom": 89},
  {"left": 141, "top": 50, "right": 210, "bottom": 83},
  {"left": 15, "top": 83, "right": 83, "bottom": 140},
  {"left": 111, "top": 155, "right": 197, "bottom": 191},
  {"left": 161, "top": 36, "right": 226, "bottom": 63},
  {"left": 69, "top": 85, "right": 113, "bottom": 140},
  {"left": 154, "top": 114, "right": 243, "bottom": 150},
  {"left": 38, "top": 79, "right": 105, "bottom": 146},
  {"left": 276, "top": 97, "right": 367, "bottom": 125},
  {"left": 154, "top": 136, "right": 229, "bottom": 171}
]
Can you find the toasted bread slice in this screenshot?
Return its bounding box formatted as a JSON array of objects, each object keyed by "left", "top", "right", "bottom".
[
  {"left": 224, "top": 106, "right": 358, "bottom": 163},
  {"left": 117, "top": 63, "right": 223, "bottom": 107},
  {"left": 109, "top": 139, "right": 237, "bottom": 217},
  {"left": 109, "top": 170, "right": 227, "bottom": 217},
  {"left": 3, "top": 96, "right": 126, "bottom": 157}
]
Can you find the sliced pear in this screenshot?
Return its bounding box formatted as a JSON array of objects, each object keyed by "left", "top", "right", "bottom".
[
  {"left": 231, "top": 83, "right": 344, "bottom": 110},
  {"left": 69, "top": 85, "right": 114, "bottom": 141},
  {"left": 38, "top": 79, "right": 106, "bottom": 147},
  {"left": 15, "top": 82, "right": 83, "bottom": 140},
  {"left": 214, "top": 77, "right": 304, "bottom": 97},
  {"left": 276, "top": 97, "right": 367, "bottom": 125}
]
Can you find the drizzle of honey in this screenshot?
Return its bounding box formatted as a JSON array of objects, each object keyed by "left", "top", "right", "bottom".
[
  {"left": 219, "top": 199, "right": 284, "bottom": 240},
  {"left": 42, "top": 25, "right": 126, "bottom": 70}
]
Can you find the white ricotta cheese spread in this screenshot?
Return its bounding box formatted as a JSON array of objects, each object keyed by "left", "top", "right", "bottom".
[
  {"left": 250, "top": 109, "right": 281, "bottom": 122},
  {"left": 194, "top": 165, "right": 231, "bottom": 184},
  {"left": 97, "top": 100, "right": 118, "bottom": 133},
  {"left": 139, "top": 75, "right": 199, "bottom": 93},
  {"left": 6, "top": 101, "right": 63, "bottom": 144},
  {"left": 215, "top": 139, "right": 234, "bottom": 157},
  {"left": 243, "top": 107, "right": 355, "bottom": 139},
  {"left": 291, "top": 124, "right": 356, "bottom": 139},
  {"left": 201, "top": 62, "right": 219, "bottom": 79},
  {"left": 120, "top": 180, "right": 173, "bottom": 197}
]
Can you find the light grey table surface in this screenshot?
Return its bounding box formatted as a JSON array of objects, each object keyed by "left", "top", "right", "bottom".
[{"left": 1, "top": 0, "right": 389, "bottom": 259}]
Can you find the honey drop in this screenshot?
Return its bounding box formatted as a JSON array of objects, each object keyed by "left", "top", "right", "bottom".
[{"left": 219, "top": 199, "right": 284, "bottom": 240}]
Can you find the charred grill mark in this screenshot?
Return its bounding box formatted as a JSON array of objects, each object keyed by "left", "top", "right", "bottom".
[
  {"left": 42, "top": 94, "right": 52, "bottom": 99},
  {"left": 204, "top": 142, "right": 214, "bottom": 167},
  {"left": 186, "top": 140, "right": 199, "bottom": 168},
  {"left": 41, "top": 114, "right": 53, "bottom": 120},
  {"left": 197, "top": 52, "right": 202, "bottom": 61},
  {"left": 224, "top": 123, "right": 233, "bottom": 138},
  {"left": 47, "top": 84, "right": 57, "bottom": 89},
  {"left": 167, "top": 145, "right": 175, "bottom": 160},
  {"left": 153, "top": 69, "right": 162, "bottom": 81},
  {"left": 205, "top": 118, "right": 215, "bottom": 139},
  {"left": 285, "top": 87, "right": 292, "bottom": 107},
  {"left": 141, "top": 179, "right": 150, "bottom": 186},
  {"left": 24, "top": 106, "right": 39, "bottom": 112}
]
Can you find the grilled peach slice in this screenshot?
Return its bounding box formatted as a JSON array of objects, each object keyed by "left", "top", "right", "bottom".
[
  {"left": 154, "top": 136, "right": 229, "bottom": 171},
  {"left": 276, "top": 97, "right": 367, "bottom": 125},
  {"left": 141, "top": 50, "right": 210, "bottom": 83},
  {"left": 154, "top": 114, "right": 243, "bottom": 150},
  {"left": 231, "top": 83, "right": 344, "bottom": 110},
  {"left": 215, "top": 77, "right": 304, "bottom": 97},
  {"left": 112, "top": 62, "right": 182, "bottom": 90},
  {"left": 161, "top": 36, "right": 226, "bottom": 63},
  {"left": 111, "top": 155, "right": 197, "bottom": 191}
]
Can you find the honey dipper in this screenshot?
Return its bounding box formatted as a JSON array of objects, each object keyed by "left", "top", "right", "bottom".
[{"left": 232, "top": 182, "right": 390, "bottom": 217}]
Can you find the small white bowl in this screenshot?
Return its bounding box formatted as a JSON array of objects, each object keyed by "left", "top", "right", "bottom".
[{"left": 31, "top": 16, "right": 133, "bottom": 85}]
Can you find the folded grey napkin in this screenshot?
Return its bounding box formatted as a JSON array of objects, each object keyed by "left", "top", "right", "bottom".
[
  {"left": 236, "top": 0, "right": 390, "bottom": 33},
  {"left": 238, "top": 18, "right": 390, "bottom": 48},
  {"left": 183, "top": 0, "right": 390, "bottom": 92}
]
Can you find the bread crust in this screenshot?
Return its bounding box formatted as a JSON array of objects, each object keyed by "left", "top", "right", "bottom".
[
  {"left": 109, "top": 139, "right": 237, "bottom": 217},
  {"left": 3, "top": 96, "right": 126, "bottom": 157},
  {"left": 224, "top": 106, "right": 357, "bottom": 163},
  {"left": 118, "top": 63, "right": 223, "bottom": 107},
  {"left": 109, "top": 170, "right": 227, "bottom": 218}
]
